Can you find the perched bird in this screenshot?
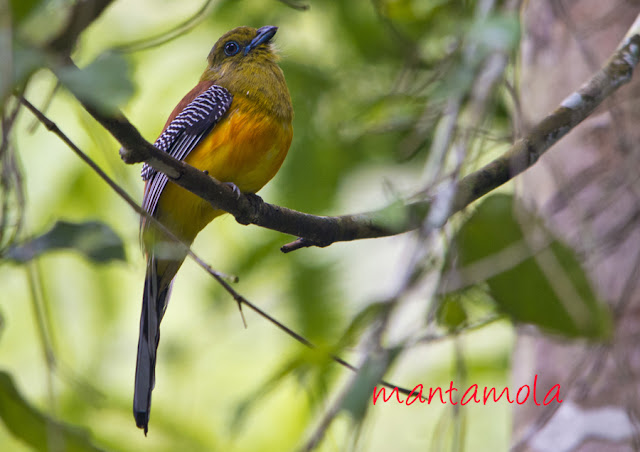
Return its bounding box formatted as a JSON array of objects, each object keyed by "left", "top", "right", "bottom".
[{"left": 134, "top": 25, "right": 293, "bottom": 434}]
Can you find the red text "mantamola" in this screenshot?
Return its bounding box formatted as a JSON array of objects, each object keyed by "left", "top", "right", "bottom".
[{"left": 372, "top": 375, "right": 562, "bottom": 406}]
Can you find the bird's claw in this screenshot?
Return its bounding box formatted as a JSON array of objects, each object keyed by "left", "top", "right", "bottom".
[
  {"left": 223, "top": 182, "right": 242, "bottom": 199},
  {"left": 232, "top": 192, "right": 263, "bottom": 225}
]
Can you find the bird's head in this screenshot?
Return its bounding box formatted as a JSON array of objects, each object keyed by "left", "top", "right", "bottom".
[
  {"left": 204, "top": 26, "right": 280, "bottom": 76},
  {"left": 200, "top": 25, "right": 292, "bottom": 120}
]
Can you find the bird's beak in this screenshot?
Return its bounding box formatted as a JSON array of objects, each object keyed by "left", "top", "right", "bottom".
[{"left": 244, "top": 26, "right": 278, "bottom": 55}]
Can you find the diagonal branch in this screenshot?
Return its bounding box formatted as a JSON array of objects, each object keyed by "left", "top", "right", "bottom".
[
  {"left": 450, "top": 30, "right": 640, "bottom": 217},
  {"left": 51, "top": 21, "right": 640, "bottom": 252}
]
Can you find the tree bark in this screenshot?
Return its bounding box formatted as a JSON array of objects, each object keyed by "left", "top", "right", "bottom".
[{"left": 514, "top": 1, "right": 640, "bottom": 451}]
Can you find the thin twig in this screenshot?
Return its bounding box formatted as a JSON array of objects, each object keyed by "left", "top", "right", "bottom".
[
  {"left": 27, "top": 82, "right": 60, "bottom": 133},
  {"left": 113, "top": 0, "right": 217, "bottom": 53},
  {"left": 276, "top": 0, "right": 309, "bottom": 11}
]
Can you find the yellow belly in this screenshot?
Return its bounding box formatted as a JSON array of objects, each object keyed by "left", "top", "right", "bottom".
[{"left": 153, "top": 107, "right": 293, "bottom": 244}]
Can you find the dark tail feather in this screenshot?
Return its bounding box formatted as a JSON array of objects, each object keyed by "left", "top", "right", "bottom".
[{"left": 134, "top": 257, "right": 172, "bottom": 435}]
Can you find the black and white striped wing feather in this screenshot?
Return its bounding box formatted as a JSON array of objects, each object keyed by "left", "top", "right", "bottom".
[{"left": 141, "top": 85, "right": 233, "bottom": 221}]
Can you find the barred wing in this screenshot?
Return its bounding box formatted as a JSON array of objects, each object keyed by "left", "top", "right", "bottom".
[{"left": 141, "top": 84, "right": 233, "bottom": 221}]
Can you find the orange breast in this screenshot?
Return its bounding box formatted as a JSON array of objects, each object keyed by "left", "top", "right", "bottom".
[{"left": 153, "top": 105, "right": 293, "bottom": 244}]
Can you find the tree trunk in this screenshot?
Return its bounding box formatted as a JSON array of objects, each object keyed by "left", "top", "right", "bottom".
[{"left": 514, "top": 1, "right": 640, "bottom": 451}]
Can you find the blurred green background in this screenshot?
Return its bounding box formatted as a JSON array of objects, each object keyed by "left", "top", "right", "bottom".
[{"left": 1, "top": 0, "right": 521, "bottom": 450}]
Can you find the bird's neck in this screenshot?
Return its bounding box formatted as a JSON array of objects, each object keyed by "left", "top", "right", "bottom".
[{"left": 201, "top": 61, "right": 293, "bottom": 122}]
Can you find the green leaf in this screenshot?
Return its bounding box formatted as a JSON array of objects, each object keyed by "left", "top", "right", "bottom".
[
  {"left": 12, "top": 41, "right": 44, "bottom": 83},
  {"left": 290, "top": 259, "right": 342, "bottom": 342},
  {"left": 468, "top": 14, "right": 521, "bottom": 55},
  {"left": 341, "top": 348, "right": 399, "bottom": 421},
  {"left": 1, "top": 41, "right": 47, "bottom": 108},
  {"left": 0, "top": 371, "right": 104, "bottom": 451},
  {"left": 57, "top": 51, "right": 135, "bottom": 113},
  {"left": 5, "top": 220, "right": 126, "bottom": 263},
  {"left": 449, "top": 194, "right": 611, "bottom": 339},
  {"left": 337, "top": 301, "right": 389, "bottom": 348},
  {"left": 436, "top": 294, "right": 467, "bottom": 330}
]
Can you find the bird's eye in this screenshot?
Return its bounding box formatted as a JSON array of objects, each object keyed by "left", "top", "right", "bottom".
[{"left": 224, "top": 41, "right": 240, "bottom": 56}]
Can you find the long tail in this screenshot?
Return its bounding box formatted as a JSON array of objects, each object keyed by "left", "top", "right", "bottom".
[{"left": 134, "top": 256, "right": 172, "bottom": 435}]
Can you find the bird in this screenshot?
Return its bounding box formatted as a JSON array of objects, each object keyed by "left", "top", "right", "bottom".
[{"left": 134, "top": 25, "right": 293, "bottom": 434}]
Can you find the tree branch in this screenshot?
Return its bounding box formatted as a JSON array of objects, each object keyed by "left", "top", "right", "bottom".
[
  {"left": 450, "top": 31, "right": 640, "bottom": 217},
  {"left": 51, "top": 21, "right": 640, "bottom": 251}
]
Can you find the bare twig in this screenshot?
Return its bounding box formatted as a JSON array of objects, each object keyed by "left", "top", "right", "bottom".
[
  {"left": 27, "top": 82, "right": 60, "bottom": 133},
  {"left": 450, "top": 31, "right": 640, "bottom": 219}
]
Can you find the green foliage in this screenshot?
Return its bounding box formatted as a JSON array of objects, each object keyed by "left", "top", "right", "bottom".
[
  {"left": 0, "top": 371, "right": 104, "bottom": 451},
  {"left": 57, "top": 52, "right": 135, "bottom": 114},
  {"left": 10, "top": 43, "right": 44, "bottom": 86},
  {"left": 340, "top": 348, "right": 399, "bottom": 422},
  {"left": 436, "top": 294, "right": 468, "bottom": 330},
  {"left": 4, "top": 220, "right": 126, "bottom": 263},
  {"left": 1, "top": 39, "right": 44, "bottom": 108},
  {"left": 468, "top": 14, "right": 520, "bottom": 55},
  {"left": 289, "top": 258, "right": 343, "bottom": 342},
  {"left": 8, "top": 0, "right": 45, "bottom": 26},
  {"left": 337, "top": 301, "right": 389, "bottom": 348},
  {"left": 445, "top": 194, "right": 612, "bottom": 339},
  {"left": 230, "top": 345, "right": 340, "bottom": 438},
  {"left": 3, "top": 0, "right": 68, "bottom": 105}
]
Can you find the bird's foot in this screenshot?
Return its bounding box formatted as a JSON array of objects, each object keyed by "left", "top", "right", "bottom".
[
  {"left": 244, "top": 192, "right": 263, "bottom": 209},
  {"left": 223, "top": 182, "right": 242, "bottom": 199},
  {"left": 234, "top": 192, "right": 263, "bottom": 225}
]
